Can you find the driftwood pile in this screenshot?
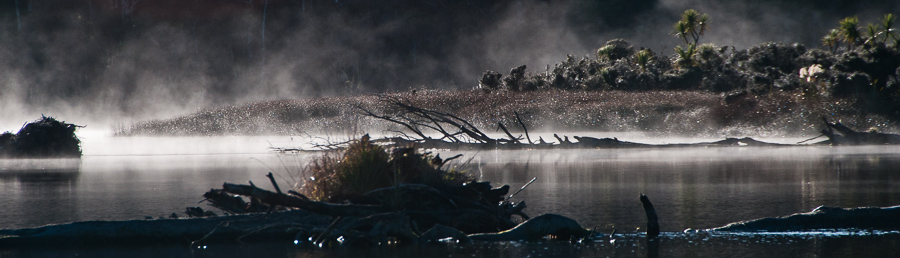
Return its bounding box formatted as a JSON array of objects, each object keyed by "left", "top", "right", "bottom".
[
  {"left": 202, "top": 134, "right": 551, "bottom": 245},
  {"left": 0, "top": 116, "right": 82, "bottom": 158},
  {"left": 199, "top": 135, "right": 609, "bottom": 246},
  {"left": 200, "top": 177, "right": 541, "bottom": 245}
]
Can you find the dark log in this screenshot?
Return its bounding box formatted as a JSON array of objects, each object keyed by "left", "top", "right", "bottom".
[
  {"left": 338, "top": 213, "right": 419, "bottom": 242},
  {"left": 467, "top": 214, "right": 591, "bottom": 241},
  {"left": 356, "top": 183, "right": 523, "bottom": 233},
  {"left": 220, "top": 183, "right": 389, "bottom": 217},
  {"left": 640, "top": 194, "right": 660, "bottom": 239},
  {"left": 362, "top": 184, "right": 509, "bottom": 219},
  {"left": 710, "top": 205, "right": 900, "bottom": 232},
  {"left": 420, "top": 224, "right": 467, "bottom": 242},
  {"left": 821, "top": 117, "right": 900, "bottom": 145},
  {"left": 572, "top": 136, "right": 625, "bottom": 147},
  {"left": 203, "top": 189, "right": 256, "bottom": 214},
  {"left": 0, "top": 210, "right": 332, "bottom": 246},
  {"left": 288, "top": 190, "right": 310, "bottom": 200},
  {"left": 703, "top": 137, "right": 786, "bottom": 146}
]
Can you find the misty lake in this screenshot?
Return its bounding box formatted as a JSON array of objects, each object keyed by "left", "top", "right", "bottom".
[{"left": 2, "top": 134, "right": 900, "bottom": 257}]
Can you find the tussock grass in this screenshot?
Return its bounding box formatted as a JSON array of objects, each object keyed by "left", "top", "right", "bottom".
[{"left": 297, "top": 135, "right": 472, "bottom": 202}]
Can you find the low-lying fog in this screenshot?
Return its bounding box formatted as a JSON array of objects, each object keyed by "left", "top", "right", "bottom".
[
  {"left": 75, "top": 130, "right": 811, "bottom": 156},
  {"left": 2, "top": 0, "right": 898, "bottom": 132}
]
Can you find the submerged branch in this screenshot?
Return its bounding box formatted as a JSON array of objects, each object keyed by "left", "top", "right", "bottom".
[
  {"left": 220, "top": 183, "right": 389, "bottom": 217},
  {"left": 640, "top": 194, "right": 660, "bottom": 239}
]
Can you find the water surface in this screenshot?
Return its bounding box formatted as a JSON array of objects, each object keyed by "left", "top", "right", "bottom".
[{"left": 2, "top": 135, "right": 899, "bottom": 257}]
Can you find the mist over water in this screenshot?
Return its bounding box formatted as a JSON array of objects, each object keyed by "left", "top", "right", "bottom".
[{"left": 1, "top": 0, "right": 898, "bottom": 131}]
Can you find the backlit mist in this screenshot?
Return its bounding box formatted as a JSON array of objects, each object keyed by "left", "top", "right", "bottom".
[{"left": 1, "top": 0, "right": 897, "bottom": 131}]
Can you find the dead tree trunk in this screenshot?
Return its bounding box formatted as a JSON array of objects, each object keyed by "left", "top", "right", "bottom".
[{"left": 514, "top": 111, "right": 532, "bottom": 144}]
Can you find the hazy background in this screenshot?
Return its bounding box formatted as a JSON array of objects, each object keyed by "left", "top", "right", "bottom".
[{"left": 1, "top": 0, "right": 898, "bottom": 131}]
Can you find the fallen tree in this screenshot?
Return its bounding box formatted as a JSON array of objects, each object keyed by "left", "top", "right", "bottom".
[
  {"left": 266, "top": 97, "right": 792, "bottom": 152},
  {"left": 820, "top": 117, "right": 900, "bottom": 145},
  {"left": 709, "top": 205, "right": 900, "bottom": 232},
  {"left": 0, "top": 210, "right": 331, "bottom": 246},
  {"left": 270, "top": 98, "right": 899, "bottom": 152}
]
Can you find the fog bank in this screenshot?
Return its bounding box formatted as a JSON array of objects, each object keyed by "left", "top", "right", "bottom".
[{"left": 1, "top": 0, "right": 897, "bottom": 131}]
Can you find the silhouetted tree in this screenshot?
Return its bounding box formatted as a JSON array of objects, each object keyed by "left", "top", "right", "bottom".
[
  {"left": 672, "top": 9, "right": 709, "bottom": 46},
  {"left": 822, "top": 28, "right": 841, "bottom": 53},
  {"left": 838, "top": 16, "right": 861, "bottom": 49}
]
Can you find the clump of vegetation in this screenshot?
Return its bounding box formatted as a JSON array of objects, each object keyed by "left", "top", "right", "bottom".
[
  {"left": 597, "top": 39, "right": 635, "bottom": 61},
  {"left": 672, "top": 9, "right": 710, "bottom": 46},
  {"left": 0, "top": 116, "right": 82, "bottom": 158},
  {"left": 671, "top": 9, "right": 710, "bottom": 69},
  {"left": 634, "top": 49, "right": 652, "bottom": 72},
  {"left": 474, "top": 10, "right": 900, "bottom": 118},
  {"left": 298, "top": 135, "right": 472, "bottom": 203},
  {"left": 837, "top": 16, "right": 863, "bottom": 50},
  {"left": 673, "top": 44, "right": 698, "bottom": 69},
  {"left": 119, "top": 10, "right": 900, "bottom": 137}
]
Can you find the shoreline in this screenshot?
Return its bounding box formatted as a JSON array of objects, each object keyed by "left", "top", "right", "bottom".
[{"left": 115, "top": 89, "right": 897, "bottom": 138}]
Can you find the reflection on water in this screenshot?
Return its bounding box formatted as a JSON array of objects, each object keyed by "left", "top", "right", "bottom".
[
  {"left": 4, "top": 231, "right": 899, "bottom": 258},
  {"left": 1, "top": 154, "right": 314, "bottom": 229},
  {"left": 0, "top": 158, "right": 82, "bottom": 229},
  {"left": 470, "top": 147, "right": 900, "bottom": 231},
  {"left": 2, "top": 136, "right": 900, "bottom": 257}
]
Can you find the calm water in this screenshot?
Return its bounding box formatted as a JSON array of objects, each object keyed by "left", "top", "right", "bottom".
[{"left": 2, "top": 135, "right": 900, "bottom": 257}]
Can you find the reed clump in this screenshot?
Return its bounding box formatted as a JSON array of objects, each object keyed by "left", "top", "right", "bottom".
[{"left": 298, "top": 135, "right": 472, "bottom": 202}]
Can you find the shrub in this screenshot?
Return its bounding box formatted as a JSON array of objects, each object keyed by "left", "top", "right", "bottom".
[
  {"left": 503, "top": 65, "right": 528, "bottom": 91},
  {"left": 298, "top": 135, "right": 473, "bottom": 202},
  {"left": 634, "top": 49, "right": 652, "bottom": 72},
  {"left": 479, "top": 70, "right": 503, "bottom": 91},
  {"left": 596, "top": 39, "right": 634, "bottom": 61},
  {"left": 674, "top": 44, "right": 697, "bottom": 68}
]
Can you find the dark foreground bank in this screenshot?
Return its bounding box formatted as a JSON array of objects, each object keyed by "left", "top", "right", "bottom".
[{"left": 2, "top": 200, "right": 898, "bottom": 247}]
